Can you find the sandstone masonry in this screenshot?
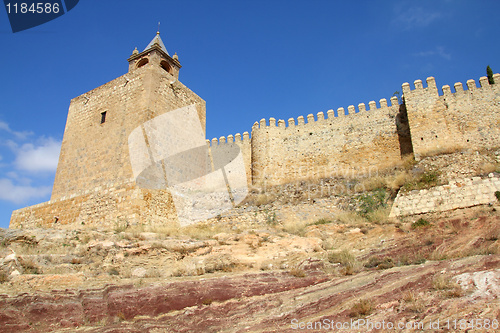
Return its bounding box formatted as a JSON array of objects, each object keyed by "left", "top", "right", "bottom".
[
  {"left": 390, "top": 174, "right": 500, "bottom": 217},
  {"left": 9, "top": 33, "right": 500, "bottom": 228}
]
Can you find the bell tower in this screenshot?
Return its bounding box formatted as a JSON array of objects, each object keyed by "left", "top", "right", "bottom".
[
  {"left": 9, "top": 31, "right": 207, "bottom": 229},
  {"left": 127, "top": 31, "right": 181, "bottom": 80}
]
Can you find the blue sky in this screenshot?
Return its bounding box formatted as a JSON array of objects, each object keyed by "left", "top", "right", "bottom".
[{"left": 1, "top": 0, "right": 499, "bottom": 229}]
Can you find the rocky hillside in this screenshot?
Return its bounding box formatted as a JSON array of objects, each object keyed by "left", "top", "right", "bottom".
[{"left": 1, "top": 151, "right": 499, "bottom": 332}]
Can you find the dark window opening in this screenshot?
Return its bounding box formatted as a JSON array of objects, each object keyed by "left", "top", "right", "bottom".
[
  {"left": 160, "top": 60, "right": 171, "bottom": 73},
  {"left": 101, "top": 111, "right": 107, "bottom": 124},
  {"left": 137, "top": 58, "right": 149, "bottom": 68}
]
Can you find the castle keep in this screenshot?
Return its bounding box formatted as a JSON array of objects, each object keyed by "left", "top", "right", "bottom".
[{"left": 10, "top": 34, "right": 500, "bottom": 229}]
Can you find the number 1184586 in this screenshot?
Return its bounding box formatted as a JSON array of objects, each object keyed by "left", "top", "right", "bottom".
[{"left": 5, "top": 2, "right": 60, "bottom": 14}]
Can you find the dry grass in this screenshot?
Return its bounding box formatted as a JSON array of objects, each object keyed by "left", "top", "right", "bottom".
[
  {"left": 402, "top": 170, "right": 441, "bottom": 192},
  {"left": 418, "top": 145, "right": 465, "bottom": 158},
  {"left": 289, "top": 267, "right": 306, "bottom": 278},
  {"left": 327, "top": 249, "right": 360, "bottom": 275},
  {"left": 128, "top": 222, "right": 231, "bottom": 240},
  {"left": 432, "top": 274, "right": 463, "bottom": 298},
  {"left": 366, "top": 206, "right": 392, "bottom": 224},
  {"left": 282, "top": 219, "right": 309, "bottom": 236},
  {"left": 167, "top": 253, "right": 236, "bottom": 277},
  {"left": 253, "top": 193, "right": 277, "bottom": 206},
  {"left": 403, "top": 290, "right": 417, "bottom": 303},
  {"left": 400, "top": 154, "right": 418, "bottom": 170},
  {"left": 19, "top": 257, "right": 41, "bottom": 274},
  {"left": 364, "top": 256, "right": 395, "bottom": 270},
  {"left": 359, "top": 171, "right": 411, "bottom": 193},
  {"left": 402, "top": 291, "right": 426, "bottom": 313},
  {"left": 0, "top": 270, "right": 8, "bottom": 283},
  {"left": 336, "top": 211, "right": 365, "bottom": 226},
  {"left": 360, "top": 176, "right": 387, "bottom": 192},
  {"left": 349, "top": 299, "right": 374, "bottom": 317},
  {"left": 477, "top": 162, "right": 497, "bottom": 175},
  {"left": 334, "top": 206, "right": 392, "bottom": 226}
]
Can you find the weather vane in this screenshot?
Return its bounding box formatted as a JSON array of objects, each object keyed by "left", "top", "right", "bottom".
[{"left": 157, "top": 22, "right": 160, "bottom": 34}]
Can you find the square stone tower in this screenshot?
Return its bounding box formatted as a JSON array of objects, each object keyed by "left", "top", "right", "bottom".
[{"left": 10, "top": 32, "right": 206, "bottom": 228}]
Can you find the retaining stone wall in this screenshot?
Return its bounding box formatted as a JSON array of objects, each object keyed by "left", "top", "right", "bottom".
[{"left": 390, "top": 174, "right": 500, "bottom": 217}]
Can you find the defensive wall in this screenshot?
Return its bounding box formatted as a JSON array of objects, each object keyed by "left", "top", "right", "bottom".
[
  {"left": 404, "top": 74, "right": 500, "bottom": 160},
  {"left": 209, "top": 73, "right": 500, "bottom": 189},
  {"left": 10, "top": 72, "right": 500, "bottom": 229},
  {"left": 249, "top": 97, "right": 406, "bottom": 186},
  {"left": 207, "top": 131, "right": 252, "bottom": 188}
]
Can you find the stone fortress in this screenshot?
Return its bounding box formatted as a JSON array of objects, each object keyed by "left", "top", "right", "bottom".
[{"left": 9, "top": 33, "right": 500, "bottom": 229}]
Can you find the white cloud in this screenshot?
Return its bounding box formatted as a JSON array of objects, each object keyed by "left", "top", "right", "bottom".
[
  {"left": 414, "top": 46, "right": 451, "bottom": 60},
  {"left": 14, "top": 137, "right": 61, "bottom": 172},
  {"left": 393, "top": 6, "right": 442, "bottom": 30},
  {"left": 0, "top": 178, "right": 51, "bottom": 204},
  {"left": 0, "top": 120, "right": 33, "bottom": 140}
]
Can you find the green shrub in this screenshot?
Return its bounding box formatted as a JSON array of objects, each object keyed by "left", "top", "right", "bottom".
[
  {"left": 357, "top": 188, "right": 387, "bottom": 217},
  {"left": 495, "top": 191, "right": 500, "bottom": 201},
  {"left": 487, "top": 65, "right": 495, "bottom": 85},
  {"left": 402, "top": 170, "right": 440, "bottom": 192},
  {"left": 411, "top": 218, "right": 430, "bottom": 229},
  {"left": 364, "top": 256, "right": 394, "bottom": 270}
]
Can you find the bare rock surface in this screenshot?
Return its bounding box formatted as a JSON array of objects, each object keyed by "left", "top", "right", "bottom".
[
  {"left": 1, "top": 204, "right": 500, "bottom": 332},
  {"left": 2, "top": 152, "right": 500, "bottom": 332}
]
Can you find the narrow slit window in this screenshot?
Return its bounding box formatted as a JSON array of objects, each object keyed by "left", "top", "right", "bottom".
[{"left": 101, "top": 111, "right": 107, "bottom": 124}]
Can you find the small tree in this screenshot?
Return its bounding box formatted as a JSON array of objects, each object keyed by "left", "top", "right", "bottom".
[
  {"left": 487, "top": 65, "right": 495, "bottom": 84},
  {"left": 392, "top": 91, "right": 402, "bottom": 104}
]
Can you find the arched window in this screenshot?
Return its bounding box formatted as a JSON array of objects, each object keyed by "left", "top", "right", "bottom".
[
  {"left": 160, "top": 60, "right": 171, "bottom": 73},
  {"left": 137, "top": 58, "right": 149, "bottom": 68}
]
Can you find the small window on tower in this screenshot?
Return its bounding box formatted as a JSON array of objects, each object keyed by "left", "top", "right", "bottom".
[
  {"left": 101, "top": 111, "right": 107, "bottom": 124},
  {"left": 160, "top": 60, "right": 172, "bottom": 73}
]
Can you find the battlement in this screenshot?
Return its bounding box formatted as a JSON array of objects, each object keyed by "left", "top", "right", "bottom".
[
  {"left": 249, "top": 91, "right": 404, "bottom": 186},
  {"left": 403, "top": 74, "right": 500, "bottom": 159},
  {"left": 12, "top": 65, "right": 500, "bottom": 228},
  {"left": 251, "top": 96, "right": 400, "bottom": 130},
  {"left": 207, "top": 131, "right": 250, "bottom": 146},
  {"left": 402, "top": 73, "right": 500, "bottom": 97}
]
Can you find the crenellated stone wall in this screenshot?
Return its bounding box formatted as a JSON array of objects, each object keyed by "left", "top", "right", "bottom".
[
  {"left": 248, "top": 97, "right": 406, "bottom": 187},
  {"left": 10, "top": 69, "right": 500, "bottom": 228},
  {"left": 207, "top": 131, "right": 252, "bottom": 186},
  {"left": 403, "top": 74, "right": 500, "bottom": 160}
]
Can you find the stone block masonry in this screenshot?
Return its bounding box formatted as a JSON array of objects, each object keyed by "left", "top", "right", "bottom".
[
  {"left": 9, "top": 32, "right": 500, "bottom": 230},
  {"left": 10, "top": 182, "right": 179, "bottom": 229},
  {"left": 248, "top": 96, "right": 406, "bottom": 187},
  {"left": 51, "top": 64, "right": 206, "bottom": 201},
  {"left": 403, "top": 74, "right": 500, "bottom": 160},
  {"left": 207, "top": 131, "right": 252, "bottom": 186},
  {"left": 390, "top": 174, "right": 500, "bottom": 217}
]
